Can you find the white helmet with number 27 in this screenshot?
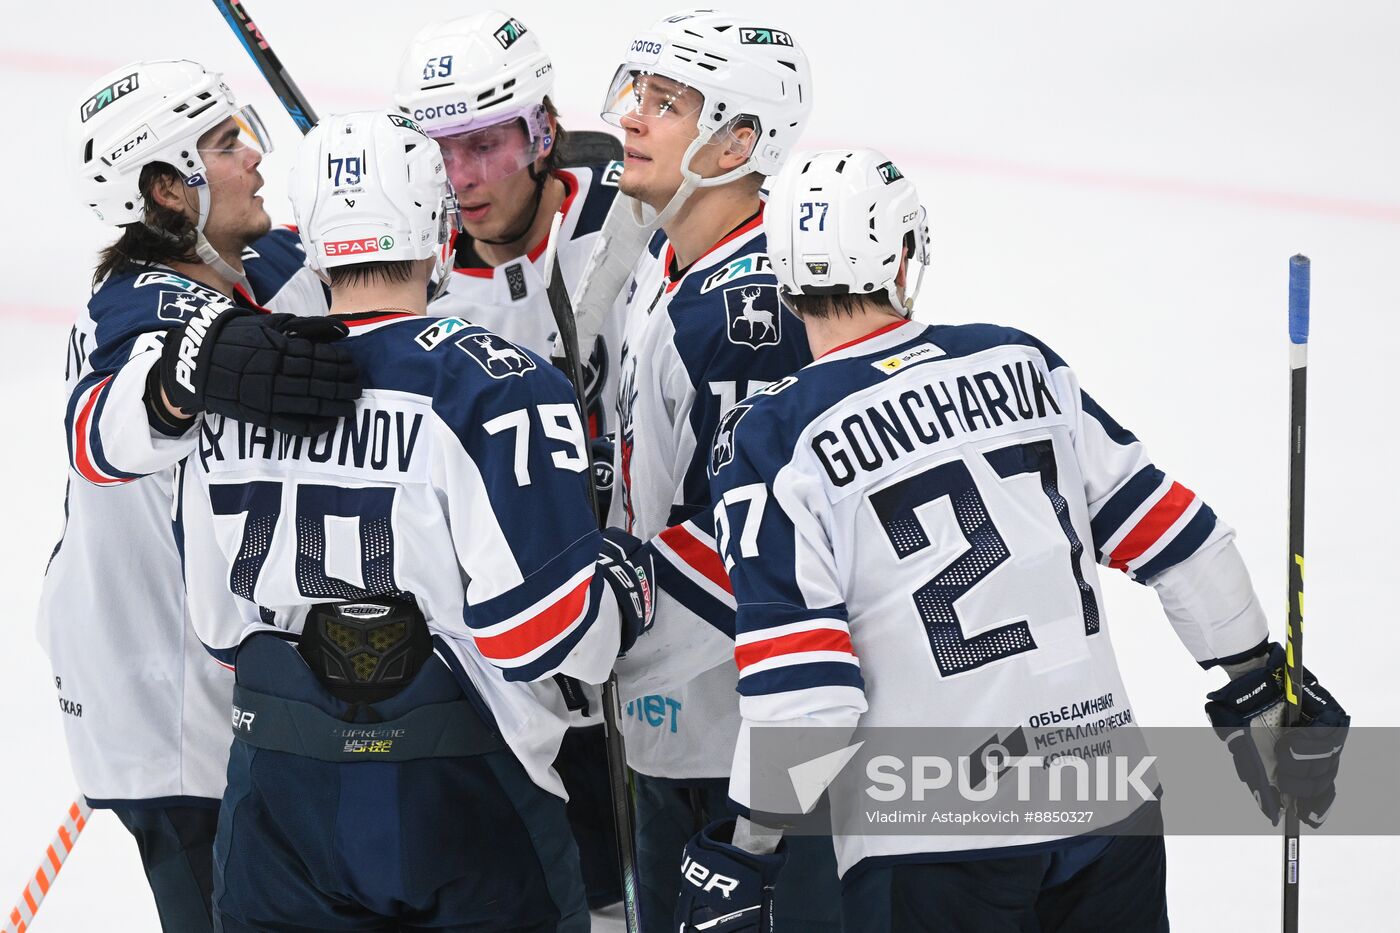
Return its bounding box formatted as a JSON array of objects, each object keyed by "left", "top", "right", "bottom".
[
  {"left": 288, "top": 110, "right": 461, "bottom": 286},
  {"left": 765, "top": 148, "right": 930, "bottom": 317}
]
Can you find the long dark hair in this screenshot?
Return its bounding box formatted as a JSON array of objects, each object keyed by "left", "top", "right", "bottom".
[{"left": 91, "top": 162, "right": 199, "bottom": 287}]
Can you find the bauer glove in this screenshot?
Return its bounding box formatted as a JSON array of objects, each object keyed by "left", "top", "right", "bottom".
[
  {"left": 675, "top": 818, "right": 786, "bottom": 933},
  {"left": 1205, "top": 643, "right": 1349, "bottom": 828},
  {"left": 158, "top": 307, "right": 360, "bottom": 435},
  {"left": 597, "top": 527, "right": 655, "bottom": 654}
]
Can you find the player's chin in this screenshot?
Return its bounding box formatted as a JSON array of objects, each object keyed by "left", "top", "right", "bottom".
[{"left": 248, "top": 208, "right": 274, "bottom": 240}]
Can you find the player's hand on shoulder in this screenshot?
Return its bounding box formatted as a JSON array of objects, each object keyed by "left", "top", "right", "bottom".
[
  {"left": 676, "top": 818, "right": 786, "bottom": 933},
  {"left": 597, "top": 526, "right": 654, "bottom": 654},
  {"left": 1204, "top": 642, "right": 1350, "bottom": 827},
  {"left": 156, "top": 306, "right": 361, "bottom": 435}
]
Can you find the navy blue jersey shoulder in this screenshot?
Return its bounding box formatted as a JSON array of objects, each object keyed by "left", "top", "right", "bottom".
[
  {"left": 716, "top": 322, "right": 1069, "bottom": 479},
  {"left": 342, "top": 317, "right": 577, "bottom": 440},
  {"left": 86, "top": 266, "right": 232, "bottom": 373},
  {"left": 241, "top": 227, "right": 313, "bottom": 304},
  {"left": 566, "top": 163, "right": 622, "bottom": 240}
]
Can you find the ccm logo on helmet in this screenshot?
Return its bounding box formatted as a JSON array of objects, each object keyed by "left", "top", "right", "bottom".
[
  {"left": 414, "top": 101, "right": 471, "bottom": 122},
  {"left": 105, "top": 126, "right": 153, "bottom": 165},
  {"left": 680, "top": 855, "right": 739, "bottom": 897},
  {"left": 324, "top": 236, "right": 394, "bottom": 257}
]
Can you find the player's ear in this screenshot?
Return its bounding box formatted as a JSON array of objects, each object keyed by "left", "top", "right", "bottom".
[
  {"left": 717, "top": 121, "right": 757, "bottom": 171},
  {"left": 148, "top": 168, "right": 192, "bottom": 219}
]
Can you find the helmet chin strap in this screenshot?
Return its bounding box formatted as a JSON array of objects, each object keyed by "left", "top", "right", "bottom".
[
  {"left": 147, "top": 181, "right": 252, "bottom": 296},
  {"left": 630, "top": 131, "right": 758, "bottom": 230}
]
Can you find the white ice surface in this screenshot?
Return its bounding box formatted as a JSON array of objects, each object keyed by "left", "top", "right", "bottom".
[{"left": 1, "top": 2, "right": 1396, "bottom": 930}]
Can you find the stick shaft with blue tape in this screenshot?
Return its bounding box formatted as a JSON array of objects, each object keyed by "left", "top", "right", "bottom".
[{"left": 1282, "top": 254, "right": 1308, "bottom": 933}]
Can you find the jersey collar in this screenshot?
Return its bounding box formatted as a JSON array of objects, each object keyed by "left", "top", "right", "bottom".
[
  {"left": 453, "top": 169, "right": 581, "bottom": 279},
  {"left": 814, "top": 319, "right": 925, "bottom": 363},
  {"left": 662, "top": 206, "right": 765, "bottom": 293},
  {"left": 338, "top": 309, "right": 418, "bottom": 331}
]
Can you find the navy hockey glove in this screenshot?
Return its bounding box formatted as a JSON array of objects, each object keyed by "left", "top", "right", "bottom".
[
  {"left": 1205, "top": 643, "right": 1349, "bottom": 828},
  {"left": 590, "top": 434, "right": 616, "bottom": 526},
  {"left": 597, "top": 527, "right": 654, "bottom": 654},
  {"left": 158, "top": 307, "right": 361, "bottom": 435},
  {"left": 676, "top": 819, "right": 786, "bottom": 933}
]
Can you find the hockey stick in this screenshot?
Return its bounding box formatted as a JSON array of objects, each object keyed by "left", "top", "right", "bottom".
[
  {"left": 209, "top": 0, "right": 316, "bottom": 132},
  {"left": 542, "top": 214, "right": 641, "bottom": 933},
  {"left": 3, "top": 800, "right": 92, "bottom": 933},
  {"left": 207, "top": 4, "right": 643, "bottom": 929},
  {"left": 1281, "top": 254, "right": 1309, "bottom": 933}
]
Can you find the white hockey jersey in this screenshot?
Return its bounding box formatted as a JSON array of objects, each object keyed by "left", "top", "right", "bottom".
[
  {"left": 710, "top": 319, "right": 1269, "bottom": 876},
  {"left": 179, "top": 311, "right": 626, "bottom": 798},
  {"left": 609, "top": 209, "right": 813, "bottom": 778},
  {"left": 38, "top": 228, "right": 327, "bottom": 805},
  {"left": 432, "top": 164, "right": 624, "bottom": 438}
]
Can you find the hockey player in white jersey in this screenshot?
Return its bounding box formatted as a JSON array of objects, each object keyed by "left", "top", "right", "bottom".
[
  {"left": 180, "top": 110, "right": 655, "bottom": 931},
  {"left": 395, "top": 12, "right": 630, "bottom": 907},
  {"left": 595, "top": 11, "right": 843, "bottom": 930},
  {"left": 676, "top": 148, "right": 1351, "bottom": 932},
  {"left": 395, "top": 10, "right": 623, "bottom": 437},
  {"left": 38, "top": 60, "right": 358, "bottom": 932}
]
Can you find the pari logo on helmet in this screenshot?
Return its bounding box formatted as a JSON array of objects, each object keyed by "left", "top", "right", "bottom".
[
  {"left": 765, "top": 148, "right": 931, "bottom": 319},
  {"left": 79, "top": 73, "right": 140, "bottom": 123},
  {"left": 289, "top": 110, "right": 460, "bottom": 287},
  {"left": 494, "top": 16, "right": 528, "bottom": 49},
  {"left": 738, "top": 28, "right": 792, "bottom": 45}
]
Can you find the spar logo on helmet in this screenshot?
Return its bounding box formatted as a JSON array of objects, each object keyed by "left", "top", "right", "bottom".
[
  {"left": 877, "top": 161, "right": 904, "bottom": 185},
  {"left": 494, "top": 17, "right": 528, "bottom": 49},
  {"left": 739, "top": 28, "right": 793, "bottom": 46},
  {"left": 79, "top": 73, "right": 140, "bottom": 123},
  {"left": 324, "top": 236, "right": 394, "bottom": 257}
]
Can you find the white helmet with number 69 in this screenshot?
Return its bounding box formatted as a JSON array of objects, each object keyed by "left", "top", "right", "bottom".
[
  {"left": 288, "top": 110, "right": 461, "bottom": 286},
  {"left": 765, "top": 148, "right": 930, "bottom": 317}
]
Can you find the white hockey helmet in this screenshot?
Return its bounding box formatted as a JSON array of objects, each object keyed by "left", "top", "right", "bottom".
[
  {"left": 393, "top": 11, "right": 555, "bottom": 187},
  {"left": 766, "top": 148, "right": 930, "bottom": 317},
  {"left": 288, "top": 110, "right": 460, "bottom": 286},
  {"left": 70, "top": 59, "right": 272, "bottom": 285},
  {"left": 602, "top": 10, "right": 812, "bottom": 223}
]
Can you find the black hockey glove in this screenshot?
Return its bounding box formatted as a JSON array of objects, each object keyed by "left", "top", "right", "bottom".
[
  {"left": 597, "top": 527, "right": 655, "bottom": 654},
  {"left": 1205, "top": 643, "right": 1349, "bottom": 828},
  {"left": 675, "top": 819, "right": 787, "bottom": 933},
  {"left": 590, "top": 434, "right": 616, "bottom": 526},
  {"left": 158, "top": 307, "right": 361, "bottom": 436}
]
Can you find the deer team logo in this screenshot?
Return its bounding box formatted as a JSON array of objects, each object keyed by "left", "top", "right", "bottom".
[
  {"left": 710, "top": 403, "right": 751, "bottom": 474},
  {"left": 456, "top": 331, "right": 536, "bottom": 379},
  {"left": 723, "top": 284, "right": 782, "bottom": 349}
]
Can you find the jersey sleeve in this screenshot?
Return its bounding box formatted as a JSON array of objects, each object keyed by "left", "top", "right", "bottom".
[
  {"left": 1029, "top": 331, "right": 1270, "bottom": 667},
  {"left": 709, "top": 404, "right": 868, "bottom": 816},
  {"left": 431, "top": 350, "right": 621, "bottom": 684},
  {"left": 65, "top": 281, "right": 213, "bottom": 485}
]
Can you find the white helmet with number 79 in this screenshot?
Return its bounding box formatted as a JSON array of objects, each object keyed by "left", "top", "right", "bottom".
[
  {"left": 288, "top": 110, "right": 461, "bottom": 287},
  {"left": 765, "top": 148, "right": 930, "bottom": 317}
]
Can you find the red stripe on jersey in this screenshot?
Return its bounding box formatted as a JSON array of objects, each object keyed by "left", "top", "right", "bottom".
[
  {"left": 454, "top": 170, "right": 580, "bottom": 278},
  {"left": 658, "top": 523, "right": 732, "bottom": 594},
  {"left": 1108, "top": 481, "right": 1195, "bottom": 569},
  {"left": 342, "top": 311, "right": 416, "bottom": 328},
  {"left": 736, "top": 627, "right": 855, "bottom": 672},
  {"left": 475, "top": 573, "right": 592, "bottom": 661},
  {"left": 818, "top": 319, "right": 910, "bottom": 359},
  {"left": 72, "top": 377, "right": 125, "bottom": 486}
]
